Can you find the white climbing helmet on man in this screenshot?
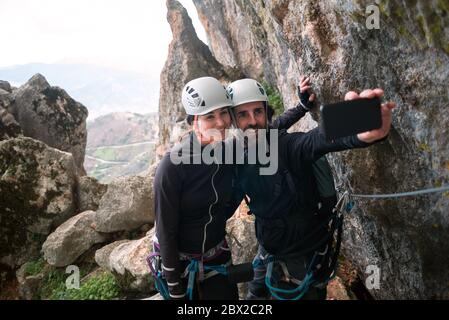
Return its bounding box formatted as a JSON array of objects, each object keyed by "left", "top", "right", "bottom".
[{"left": 226, "top": 78, "right": 268, "bottom": 107}]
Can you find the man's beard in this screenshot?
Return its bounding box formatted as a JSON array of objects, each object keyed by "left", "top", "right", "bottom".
[{"left": 242, "top": 124, "right": 264, "bottom": 150}]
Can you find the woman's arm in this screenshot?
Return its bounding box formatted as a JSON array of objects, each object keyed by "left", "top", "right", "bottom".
[{"left": 154, "top": 154, "right": 185, "bottom": 299}]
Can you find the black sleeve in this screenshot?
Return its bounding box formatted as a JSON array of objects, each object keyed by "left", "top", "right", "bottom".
[
  {"left": 154, "top": 154, "right": 185, "bottom": 298},
  {"left": 286, "top": 127, "right": 376, "bottom": 165},
  {"left": 271, "top": 103, "right": 308, "bottom": 130}
]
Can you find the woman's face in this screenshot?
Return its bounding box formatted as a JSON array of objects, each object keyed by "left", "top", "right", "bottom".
[{"left": 193, "top": 107, "right": 231, "bottom": 145}]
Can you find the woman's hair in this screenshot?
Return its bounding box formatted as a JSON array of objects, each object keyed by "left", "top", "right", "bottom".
[{"left": 186, "top": 115, "right": 194, "bottom": 125}]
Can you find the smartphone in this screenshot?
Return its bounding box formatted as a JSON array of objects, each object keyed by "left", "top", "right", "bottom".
[{"left": 320, "top": 97, "right": 382, "bottom": 140}]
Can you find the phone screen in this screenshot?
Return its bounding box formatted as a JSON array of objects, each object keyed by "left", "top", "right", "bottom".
[{"left": 320, "top": 97, "right": 382, "bottom": 140}]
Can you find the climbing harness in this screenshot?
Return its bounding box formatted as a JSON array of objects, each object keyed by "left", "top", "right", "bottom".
[
  {"left": 253, "top": 183, "right": 449, "bottom": 300},
  {"left": 253, "top": 192, "right": 347, "bottom": 300},
  {"left": 147, "top": 238, "right": 236, "bottom": 300}
]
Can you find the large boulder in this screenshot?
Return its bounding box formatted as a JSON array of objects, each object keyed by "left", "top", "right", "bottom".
[
  {"left": 188, "top": 0, "right": 449, "bottom": 299},
  {"left": 77, "top": 176, "right": 108, "bottom": 212},
  {"left": 0, "top": 137, "right": 78, "bottom": 269},
  {"left": 93, "top": 174, "right": 154, "bottom": 233},
  {"left": 95, "top": 228, "right": 155, "bottom": 293},
  {"left": 42, "top": 211, "right": 108, "bottom": 267},
  {"left": 9, "top": 74, "right": 88, "bottom": 174}
]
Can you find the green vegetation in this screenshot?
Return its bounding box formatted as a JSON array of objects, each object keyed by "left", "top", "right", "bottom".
[
  {"left": 417, "top": 142, "right": 431, "bottom": 153},
  {"left": 93, "top": 148, "right": 116, "bottom": 161},
  {"left": 262, "top": 81, "right": 284, "bottom": 116},
  {"left": 24, "top": 258, "right": 122, "bottom": 300},
  {"left": 437, "top": 0, "right": 449, "bottom": 13},
  {"left": 42, "top": 268, "right": 120, "bottom": 300},
  {"left": 40, "top": 268, "right": 69, "bottom": 300},
  {"left": 67, "top": 271, "right": 120, "bottom": 300},
  {"left": 23, "top": 258, "right": 45, "bottom": 276}
]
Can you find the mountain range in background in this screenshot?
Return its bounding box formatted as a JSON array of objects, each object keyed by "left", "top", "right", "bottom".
[
  {"left": 85, "top": 112, "right": 159, "bottom": 183},
  {"left": 0, "top": 63, "right": 159, "bottom": 119}
]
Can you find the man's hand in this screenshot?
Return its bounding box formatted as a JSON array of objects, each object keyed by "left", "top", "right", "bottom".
[
  {"left": 298, "top": 76, "right": 316, "bottom": 110},
  {"left": 344, "top": 89, "right": 396, "bottom": 143}
]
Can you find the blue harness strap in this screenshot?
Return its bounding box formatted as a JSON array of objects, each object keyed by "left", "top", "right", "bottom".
[{"left": 146, "top": 253, "right": 170, "bottom": 300}]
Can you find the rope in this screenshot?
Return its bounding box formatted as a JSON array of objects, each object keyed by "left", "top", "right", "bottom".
[{"left": 350, "top": 185, "right": 449, "bottom": 199}]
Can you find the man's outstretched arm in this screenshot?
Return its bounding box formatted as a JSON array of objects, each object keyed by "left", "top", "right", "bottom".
[{"left": 286, "top": 89, "right": 396, "bottom": 164}]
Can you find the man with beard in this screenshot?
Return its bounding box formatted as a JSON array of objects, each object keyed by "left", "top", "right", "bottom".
[{"left": 227, "top": 78, "right": 395, "bottom": 299}]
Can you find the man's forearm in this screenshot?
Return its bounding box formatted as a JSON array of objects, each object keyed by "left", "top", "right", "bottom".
[{"left": 271, "top": 103, "right": 308, "bottom": 130}]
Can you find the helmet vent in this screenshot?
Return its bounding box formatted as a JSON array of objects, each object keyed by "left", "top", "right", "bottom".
[{"left": 256, "top": 82, "right": 266, "bottom": 95}]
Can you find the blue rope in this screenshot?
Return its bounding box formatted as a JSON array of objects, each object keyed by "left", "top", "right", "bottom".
[
  {"left": 204, "top": 264, "right": 228, "bottom": 275},
  {"left": 265, "top": 261, "right": 315, "bottom": 300},
  {"left": 154, "top": 272, "right": 170, "bottom": 300},
  {"left": 186, "top": 260, "right": 198, "bottom": 300},
  {"left": 185, "top": 260, "right": 230, "bottom": 300}
]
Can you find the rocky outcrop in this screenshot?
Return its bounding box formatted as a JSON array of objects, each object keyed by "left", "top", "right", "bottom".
[
  {"left": 226, "top": 214, "right": 258, "bottom": 299},
  {"left": 158, "top": 0, "right": 243, "bottom": 147},
  {"left": 77, "top": 176, "right": 108, "bottom": 212},
  {"left": 0, "top": 137, "right": 78, "bottom": 269},
  {"left": 9, "top": 74, "right": 88, "bottom": 174},
  {"left": 42, "top": 211, "right": 108, "bottom": 267},
  {"left": 0, "top": 80, "right": 12, "bottom": 93},
  {"left": 0, "top": 83, "right": 22, "bottom": 141},
  {"left": 93, "top": 174, "right": 155, "bottom": 233},
  {"left": 158, "top": 0, "right": 449, "bottom": 298},
  {"left": 16, "top": 262, "right": 44, "bottom": 300},
  {"left": 192, "top": 0, "right": 264, "bottom": 78},
  {"left": 0, "top": 105, "right": 22, "bottom": 140},
  {"left": 95, "top": 228, "right": 155, "bottom": 293}
]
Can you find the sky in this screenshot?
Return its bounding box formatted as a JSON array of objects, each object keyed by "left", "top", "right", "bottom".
[{"left": 0, "top": 0, "right": 208, "bottom": 75}]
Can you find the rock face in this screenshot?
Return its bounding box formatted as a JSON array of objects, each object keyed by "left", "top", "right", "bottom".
[
  {"left": 0, "top": 80, "right": 12, "bottom": 93},
  {"left": 0, "top": 105, "right": 22, "bottom": 141},
  {"left": 42, "top": 210, "right": 108, "bottom": 267},
  {"left": 192, "top": 0, "right": 264, "bottom": 78},
  {"left": 77, "top": 176, "right": 108, "bottom": 212},
  {"left": 95, "top": 228, "right": 155, "bottom": 293},
  {"left": 0, "top": 84, "right": 22, "bottom": 141},
  {"left": 0, "top": 137, "right": 78, "bottom": 269},
  {"left": 9, "top": 74, "right": 88, "bottom": 174},
  {"left": 226, "top": 214, "right": 258, "bottom": 299},
  {"left": 16, "top": 263, "right": 44, "bottom": 300},
  {"left": 158, "top": 0, "right": 242, "bottom": 147},
  {"left": 159, "top": 0, "right": 449, "bottom": 298},
  {"left": 93, "top": 174, "right": 155, "bottom": 233}
]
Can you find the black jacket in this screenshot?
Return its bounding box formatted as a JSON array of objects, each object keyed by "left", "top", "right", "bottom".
[{"left": 234, "top": 128, "right": 376, "bottom": 254}]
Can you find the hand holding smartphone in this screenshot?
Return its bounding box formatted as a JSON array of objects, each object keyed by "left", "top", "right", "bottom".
[{"left": 320, "top": 97, "right": 382, "bottom": 140}]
